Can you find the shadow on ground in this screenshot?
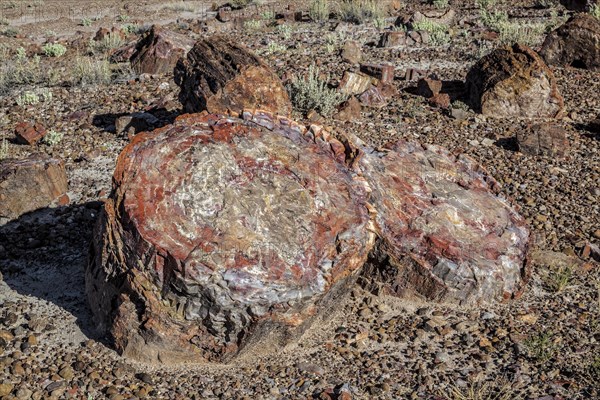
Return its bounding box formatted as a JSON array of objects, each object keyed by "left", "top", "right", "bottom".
[{"left": 0, "top": 202, "right": 104, "bottom": 341}]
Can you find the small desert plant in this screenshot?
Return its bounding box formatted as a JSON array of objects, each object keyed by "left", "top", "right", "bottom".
[
  {"left": 16, "top": 91, "right": 40, "bottom": 106},
  {"left": 121, "top": 23, "right": 140, "bottom": 35},
  {"left": 309, "top": 0, "right": 330, "bottom": 22},
  {"left": 0, "top": 26, "right": 18, "bottom": 37},
  {"left": 444, "top": 378, "right": 523, "bottom": 400},
  {"left": 117, "top": 14, "right": 130, "bottom": 22},
  {"left": 590, "top": 4, "right": 600, "bottom": 19},
  {"left": 432, "top": 0, "right": 449, "bottom": 9},
  {"left": 338, "top": 0, "right": 385, "bottom": 24},
  {"left": 481, "top": 10, "right": 508, "bottom": 31},
  {"left": 90, "top": 33, "right": 124, "bottom": 54},
  {"left": 524, "top": 331, "right": 556, "bottom": 362},
  {"left": 243, "top": 19, "right": 262, "bottom": 30},
  {"left": 42, "top": 130, "right": 64, "bottom": 146},
  {"left": 0, "top": 17, "right": 9, "bottom": 25},
  {"left": 287, "top": 64, "right": 347, "bottom": 117},
  {"left": 499, "top": 22, "right": 546, "bottom": 46},
  {"left": 542, "top": 264, "right": 573, "bottom": 292},
  {"left": 266, "top": 42, "right": 287, "bottom": 54},
  {"left": 476, "top": 0, "right": 497, "bottom": 9},
  {"left": 261, "top": 10, "right": 275, "bottom": 20},
  {"left": 81, "top": 17, "right": 92, "bottom": 27},
  {"left": 0, "top": 138, "right": 8, "bottom": 160},
  {"left": 163, "top": 1, "right": 195, "bottom": 12},
  {"left": 43, "top": 43, "right": 67, "bottom": 57},
  {"left": 277, "top": 24, "right": 293, "bottom": 40},
  {"left": 324, "top": 32, "right": 340, "bottom": 53},
  {"left": 411, "top": 20, "right": 451, "bottom": 45},
  {"left": 71, "top": 57, "right": 111, "bottom": 86},
  {"left": 39, "top": 87, "right": 52, "bottom": 102}
]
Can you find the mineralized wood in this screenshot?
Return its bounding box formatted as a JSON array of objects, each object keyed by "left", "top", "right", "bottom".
[
  {"left": 130, "top": 25, "right": 194, "bottom": 75},
  {"left": 174, "top": 37, "right": 292, "bottom": 116},
  {"left": 87, "top": 112, "right": 374, "bottom": 363},
  {"left": 466, "top": 44, "right": 564, "bottom": 118},
  {"left": 540, "top": 14, "right": 600, "bottom": 71},
  {"left": 0, "top": 156, "right": 68, "bottom": 223}
]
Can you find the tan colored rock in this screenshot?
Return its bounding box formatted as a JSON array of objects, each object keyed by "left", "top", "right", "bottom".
[
  {"left": 175, "top": 36, "right": 292, "bottom": 116},
  {"left": 334, "top": 97, "right": 362, "bottom": 121},
  {"left": 466, "top": 44, "right": 564, "bottom": 118},
  {"left": 341, "top": 41, "right": 362, "bottom": 64},
  {"left": 338, "top": 71, "right": 376, "bottom": 95},
  {"left": 540, "top": 14, "right": 600, "bottom": 71}
]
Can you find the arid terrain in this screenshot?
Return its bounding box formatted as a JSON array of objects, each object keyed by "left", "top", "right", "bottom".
[{"left": 0, "top": 0, "right": 599, "bottom": 399}]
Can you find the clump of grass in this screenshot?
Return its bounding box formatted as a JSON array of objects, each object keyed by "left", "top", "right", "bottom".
[
  {"left": 0, "top": 138, "right": 9, "bottom": 160},
  {"left": 524, "top": 331, "right": 556, "bottom": 362},
  {"left": 90, "top": 33, "right": 124, "bottom": 54},
  {"left": 41, "top": 130, "right": 64, "bottom": 146},
  {"left": 481, "top": 10, "right": 509, "bottom": 31},
  {"left": 590, "top": 4, "right": 600, "bottom": 19},
  {"left": 476, "top": 0, "right": 497, "bottom": 9},
  {"left": 16, "top": 91, "right": 39, "bottom": 106},
  {"left": 287, "top": 64, "right": 347, "bottom": 117},
  {"left": 444, "top": 378, "right": 522, "bottom": 400},
  {"left": 42, "top": 43, "right": 67, "bottom": 57},
  {"left": 81, "top": 17, "right": 92, "bottom": 27},
  {"left": 277, "top": 24, "right": 293, "bottom": 40},
  {"left": 121, "top": 23, "right": 140, "bottom": 35},
  {"left": 261, "top": 10, "right": 275, "bottom": 20},
  {"left": 324, "top": 32, "right": 340, "bottom": 53},
  {"left": 432, "top": 0, "right": 449, "bottom": 9},
  {"left": 266, "top": 42, "right": 287, "bottom": 54},
  {"left": 71, "top": 57, "right": 111, "bottom": 86},
  {"left": 163, "top": 1, "right": 195, "bottom": 12},
  {"left": 542, "top": 264, "right": 573, "bottom": 293},
  {"left": 117, "top": 14, "right": 130, "bottom": 22},
  {"left": 338, "top": 0, "right": 385, "bottom": 24},
  {"left": 497, "top": 21, "right": 547, "bottom": 46},
  {"left": 411, "top": 20, "right": 451, "bottom": 46},
  {"left": 243, "top": 19, "right": 262, "bottom": 31},
  {"left": 309, "top": 0, "right": 330, "bottom": 22}
]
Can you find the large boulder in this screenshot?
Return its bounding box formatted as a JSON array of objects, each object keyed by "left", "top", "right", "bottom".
[
  {"left": 559, "top": 0, "right": 599, "bottom": 11},
  {"left": 130, "top": 25, "right": 195, "bottom": 75},
  {"left": 0, "top": 156, "right": 68, "bottom": 224},
  {"left": 466, "top": 44, "right": 564, "bottom": 118},
  {"left": 88, "top": 111, "right": 530, "bottom": 363},
  {"left": 86, "top": 112, "right": 375, "bottom": 363},
  {"left": 540, "top": 14, "right": 600, "bottom": 71},
  {"left": 174, "top": 37, "right": 292, "bottom": 116}
]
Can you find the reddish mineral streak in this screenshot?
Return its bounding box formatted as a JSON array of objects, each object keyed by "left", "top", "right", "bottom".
[{"left": 87, "top": 111, "right": 530, "bottom": 364}]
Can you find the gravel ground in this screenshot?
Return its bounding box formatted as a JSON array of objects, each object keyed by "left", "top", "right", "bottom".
[{"left": 0, "top": 0, "right": 599, "bottom": 399}]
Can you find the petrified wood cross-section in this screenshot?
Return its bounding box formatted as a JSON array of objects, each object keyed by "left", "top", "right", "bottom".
[{"left": 87, "top": 111, "right": 529, "bottom": 363}]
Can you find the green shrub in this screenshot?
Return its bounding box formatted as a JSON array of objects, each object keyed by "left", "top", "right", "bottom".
[
  {"left": 71, "top": 57, "right": 111, "bottom": 86},
  {"left": 476, "top": 0, "right": 497, "bottom": 9},
  {"left": 591, "top": 4, "right": 600, "bottom": 19},
  {"left": 42, "top": 43, "right": 67, "bottom": 57},
  {"left": 338, "top": 0, "right": 385, "bottom": 24},
  {"left": 81, "top": 17, "right": 92, "bottom": 27},
  {"left": 42, "top": 130, "right": 64, "bottom": 146},
  {"left": 16, "top": 91, "right": 39, "bottom": 106},
  {"left": 243, "top": 19, "right": 262, "bottom": 30},
  {"left": 266, "top": 42, "right": 287, "bottom": 54},
  {"left": 432, "top": 0, "right": 449, "bottom": 9},
  {"left": 277, "top": 24, "right": 293, "bottom": 40},
  {"left": 287, "top": 64, "right": 347, "bottom": 116},
  {"left": 411, "top": 20, "right": 450, "bottom": 45},
  {"left": 90, "top": 33, "right": 124, "bottom": 54},
  {"left": 309, "top": 0, "right": 330, "bottom": 22},
  {"left": 122, "top": 23, "right": 140, "bottom": 35}
]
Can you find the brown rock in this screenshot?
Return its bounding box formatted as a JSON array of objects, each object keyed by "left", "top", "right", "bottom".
[
  {"left": 559, "top": 0, "right": 599, "bottom": 11},
  {"left": 0, "top": 156, "right": 67, "bottom": 223},
  {"left": 114, "top": 112, "right": 159, "bottom": 136},
  {"left": 405, "top": 68, "right": 427, "bottom": 81},
  {"left": 359, "top": 86, "right": 388, "bottom": 108},
  {"left": 87, "top": 112, "right": 375, "bottom": 363},
  {"left": 94, "top": 27, "right": 125, "bottom": 42},
  {"left": 378, "top": 31, "right": 406, "bottom": 48},
  {"left": 341, "top": 41, "right": 362, "bottom": 64},
  {"left": 360, "top": 63, "right": 394, "bottom": 85},
  {"left": 175, "top": 36, "right": 292, "bottom": 116},
  {"left": 130, "top": 25, "right": 195, "bottom": 75},
  {"left": 355, "top": 136, "right": 530, "bottom": 304},
  {"left": 334, "top": 97, "right": 362, "bottom": 121},
  {"left": 14, "top": 122, "right": 46, "bottom": 145},
  {"left": 517, "top": 122, "right": 570, "bottom": 157},
  {"left": 428, "top": 93, "right": 451, "bottom": 109},
  {"left": 466, "top": 44, "right": 564, "bottom": 118},
  {"left": 338, "top": 71, "right": 375, "bottom": 96},
  {"left": 540, "top": 14, "right": 600, "bottom": 71},
  {"left": 417, "top": 77, "right": 442, "bottom": 98}
]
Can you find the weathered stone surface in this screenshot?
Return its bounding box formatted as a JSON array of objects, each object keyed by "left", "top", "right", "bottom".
[
  {"left": 175, "top": 37, "right": 292, "bottom": 116},
  {"left": 517, "top": 122, "right": 569, "bottom": 158},
  {"left": 411, "top": 9, "right": 457, "bottom": 28},
  {"left": 341, "top": 41, "right": 362, "bottom": 64},
  {"left": 334, "top": 97, "right": 362, "bottom": 121},
  {"left": 115, "top": 112, "right": 159, "bottom": 136},
  {"left": 428, "top": 93, "right": 450, "bottom": 109},
  {"left": 356, "top": 138, "right": 530, "bottom": 304},
  {"left": 338, "top": 71, "right": 376, "bottom": 95},
  {"left": 559, "top": 0, "right": 599, "bottom": 11},
  {"left": 88, "top": 112, "right": 530, "bottom": 363},
  {"left": 0, "top": 156, "right": 68, "bottom": 223},
  {"left": 360, "top": 64, "right": 394, "bottom": 85},
  {"left": 359, "top": 86, "right": 388, "bottom": 108},
  {"left": 14, "top": 122, "right": 46, "bottom": 145},
  {"left": 417, "top": 77, "right": 442, "bottom": 98},
  {"left": 130, "top": 25, "right": 194, "bottom": 75},
  {"left": 466, "top": 44, "right": 564, "bottom": 118},
  {"left": 540, "top": 14, "right": 600, "bottom": 71},
  {"left": 87, "top": 112, "right": 375, "bottom": 363},
  {"left": 378, "top": 31, "right": 406, "bottom": 48}
]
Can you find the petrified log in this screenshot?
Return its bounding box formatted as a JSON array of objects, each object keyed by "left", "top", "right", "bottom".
[
  {"left": 354, "top": 138, "right": 530, "bottom": 303},
  {"left": 466, "top": 44, "right": 564, "bottom": 118},
  {"left": 517, "top": 122, "right": 570, "bottom": 158},
  {"left": 174, "top": 37, "right": 292, "bottom": 116},
  {"left": 88, "top": 111, "right": 530, "bottom": 363},
  {"left": 540, "top": 14, "right": 600, "bottom": 71},
  {"left": 559, "top": 0, "right": 599, "bottom": 11},
  {"left": 87, "top": 112, "right": 375, "bottom": 363},
  {"left": 0, "top": 156, "right": 68, "bottom": 224},
  {"left": 130, "top": 25, "right": 195, "bottom": 75}
]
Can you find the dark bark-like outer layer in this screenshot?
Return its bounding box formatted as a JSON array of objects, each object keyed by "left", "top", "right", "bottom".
[{"left": 87, "top": 111, "right": 375, "bottom": 363}]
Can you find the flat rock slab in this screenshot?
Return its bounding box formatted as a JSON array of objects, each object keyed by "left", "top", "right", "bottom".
[
  {"left": 88, "top": 112, "right": 530, "bottom": 364},
  {"left": 0, "top": 156, "right": 67, "bottom": 224},
  {"left": 175, "top": 37, "right": 292, "bottom": 116},
  {"left": 87, "top": 112, "right": 374, "bottom": 363},
  {"left": 466, "top": 44, "right": 564, "bottom": 118},
  {"left": 540, "top": 14, "right": 600, "bottom": 71}
]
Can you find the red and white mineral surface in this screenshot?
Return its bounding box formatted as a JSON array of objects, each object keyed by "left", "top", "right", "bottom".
[{"left": 87, "top": 111, "right": 530, "bottom": 364}]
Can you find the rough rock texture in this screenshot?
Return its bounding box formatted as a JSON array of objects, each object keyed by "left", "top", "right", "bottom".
[
  {"left": 540, "top": 14, "right": 600, "bottom": 71},
  {"left": 466, "top": 44, "right": 564, "bottom": 118},
  {"left": 174, "top": 37, "right": 292, "bottom": 116},
  {"left": 411, "top": 9, "right": 457, "bottom": 28},
  {"left": 87, "top": 112, "right": 375, "bottom": 363},
  {"left": 559, "top": 0, "right": 599, "bottom": 11},
  {"left": 338, "top": 71, "right": 376, "bottom": 95},
  {"left": 0, "top": 156, "right": 68, "bottom": 223},
  {"left": 341, "top": 41, "right": 362, "bottom": 64},
  {"left": 130, "top": 25, "right": 195, "bottom": 75},
  {"left": 517, "top": 122, "right": 570, "bottom": 158},
  {"left": 355, "top": 138, "right": 530, "bottom": 304},
  {"left": 14, "top": 122, "right": 46, "bottom": 145}
]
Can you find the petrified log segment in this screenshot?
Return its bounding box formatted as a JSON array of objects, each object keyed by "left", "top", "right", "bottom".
[
  {"left": 174, "top": 37, "right": 292, "bottom": 116},
  {"left": 130, "top": 25, "right": 194, "bottom": 75},
  {"left": 466, "top": 44, "right": 564, "bottom": 118},
  {"left": 356, "top": 138, "right": 530, "bottom": 304},
  {"left": 0, "top": 156, "right": 67, "bottom": 223},
  {"left": 540, "top": 14, "right": 600, "bottom": 71},
  {"left": 87, "top": 112, "right": 374, "bottom": 363},
  {"left": 559, "top": 0, "right": 599, "bottom": 11}
]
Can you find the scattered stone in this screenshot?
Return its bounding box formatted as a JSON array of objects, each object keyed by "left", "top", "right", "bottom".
[
  {"left": 410, "top": 9, "right": 457, "bottom": 28},
  {"left": 334, "top": 97, "right": 362, "bottom": 121},
  {"left": 466, "top": 44, "right": 564, "bottom": 118},
  {"left": 451, "top": 107, "right": 469, "bottom": 121},
  {"left": 338, "top": 71, "right": 376, "bottom": 95},
  {"left": 94, "top": 27, "right": 125, "bottom": 42},
  {"left": 516, "top": 122, "right": 570, "bottom": 158},
  {"left": 0, "top": 156, "right": 68, "bottom": 223},
  {"left": 115, "top": 112, "right": 159, "bottom": 136},
  {"left": 417, "top": 77, "right": 442, "bottom": 98},
  {"left": 360, "top": 64, "right": 394, "bottom": 85},
  {"left": 359, "top": 86, "right": 388, "bottom": 108},
  {"left": 130, "top": 25, "right": 195, "bottom": 75},
  {"left": 0, "top": 382, "right": 13, "bottom": 397},
  {"left": 175, "top": 36, "right": 292, "bottom": 116},
  {"left": 378, "top": 31, "right": 407, "bottom": 48},
  {"left": 14, "top": 122, "right": 46, "bottom": 145},
  {"left": 428, "top": 93, "right": 450, "bottom": 109},
  {"left": 405, "top": 68, "right": 427, "bottom": 81},
  {"left": 341, "top": 41, "right": 362, "bottom": 64},
  {"left": 540, "top": 14, "right": 600, "bottom": 71}
]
